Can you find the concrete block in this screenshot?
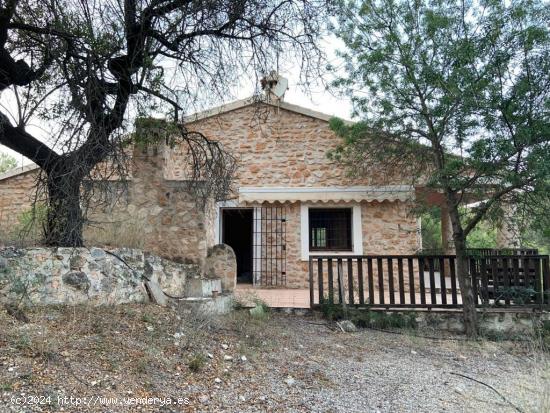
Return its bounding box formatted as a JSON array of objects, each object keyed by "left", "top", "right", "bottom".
[
  {"left": 179, "top": 294, "right": 234, "bottom": 315},
  {"left": 185, "top": 277, "right": 222, "bottom": 298}
]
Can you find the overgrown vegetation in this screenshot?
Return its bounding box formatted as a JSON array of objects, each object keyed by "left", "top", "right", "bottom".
[
  {"left": 420, "top": 207, "right": 498, "bottom": 251},
  {"left": 493, "top": 287, "right": 539, "bottom": 306},
  {"left": 319, "top": 301, "right": 417, "bottom": 330},
  {"left": 0, "top": 304, "right": 546, "bottom": 411},
  {"left": 249, "top": 299, "right": 271, "bottom": 321},
  {"left": 0, "top": 0, "right": 330, "bottom": 247}
]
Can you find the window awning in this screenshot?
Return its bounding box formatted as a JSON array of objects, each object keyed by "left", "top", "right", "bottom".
[{"left": 238, "top": 186, "right": 414, "bottom": 204}]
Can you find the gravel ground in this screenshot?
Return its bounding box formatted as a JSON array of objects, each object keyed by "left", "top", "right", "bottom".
[{"left": 0, "top": 304, "right": 547, "bottom": 413}]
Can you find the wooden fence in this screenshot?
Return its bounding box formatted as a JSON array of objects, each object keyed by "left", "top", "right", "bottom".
[
  {"left": 308, "top": 254, "right": 550, "bottom": 310},
  {"left": 465, "top": 248, "right": 539, "bottom": 257}
]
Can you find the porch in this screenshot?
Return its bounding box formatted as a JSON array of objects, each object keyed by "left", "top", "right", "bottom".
[
  {"left": 235, "top": 250, "right": 550, "bottom": 311},
  {"left": 235, "top": 285, "right": 313, "bottom": 308},
  {"left": 235, "top": 285, "right": 466, "bottom": 309}
]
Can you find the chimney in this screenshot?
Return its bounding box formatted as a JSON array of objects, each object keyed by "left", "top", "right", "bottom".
[{"left": 260, "top": 71, "right": 288, "bottom": 102}]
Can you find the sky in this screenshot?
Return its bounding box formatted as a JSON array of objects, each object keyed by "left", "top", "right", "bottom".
[{"left": 0, "top": 37, "right": 355, "bottom": 168}]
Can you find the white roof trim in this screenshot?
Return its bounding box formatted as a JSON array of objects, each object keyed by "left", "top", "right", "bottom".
[
  {"left": 0, "top": 163, "right": 38, "bottom": 182},
  {"left": 183, "top": 97, "right": 353, "bottom": 125},
  {"left": 238, "top": 185, "right": 414, "bottom": 204}
]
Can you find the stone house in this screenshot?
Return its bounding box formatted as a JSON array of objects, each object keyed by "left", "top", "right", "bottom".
[{"left": 1, "top": 88, "right": 430, "bottom": 291}]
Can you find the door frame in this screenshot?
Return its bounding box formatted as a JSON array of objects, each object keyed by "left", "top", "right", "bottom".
[{"left": 219, "top": 204, "right": 257, "bottom": 286}]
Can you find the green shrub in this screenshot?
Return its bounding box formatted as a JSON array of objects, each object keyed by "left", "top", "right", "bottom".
[
  {"left": 249, "top": 302, "right": 269, "bottom": 320},
  {"left": 252, "top": 298, "right": 270, "bottom": 314},
  {"left": 188, "top": 353, "right": 206, "bottom": 372},
  {"left": 141, "top": 313, "right": 155, "bottom": 324},
  {"left": 318, "top": 303, "right": 417, "bottom": 330},
  {"left": 16, "top": 204, "right": 48, "bottom": 242},
  {"left": 319, "top": 300, "right": 344, "bottom": 321},
  {"left": 350, "top": 310, "right": 371, "bottom": 327},
  {"left": 494, "top": 286, "right": 538, "bottom": 305}
]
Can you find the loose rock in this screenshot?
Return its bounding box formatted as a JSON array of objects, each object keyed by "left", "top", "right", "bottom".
[
  {"left": 284, "top": 376, "right": 296, "bottom": 386},
  {"left": 337, "top": 320, "right": 357, "bottom": 333}
]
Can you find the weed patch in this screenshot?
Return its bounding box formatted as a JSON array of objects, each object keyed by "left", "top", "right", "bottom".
[
  {"left": 188, "top": 353, "right": 206, "bottom": 372},
  {"left": 318, "top": 301, "right": 417, "bottom": 330}
]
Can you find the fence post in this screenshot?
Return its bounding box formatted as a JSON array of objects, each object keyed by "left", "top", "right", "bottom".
[
  {"left": 469, "top": 258, "right": 479, "bottom": 306},
  {"left": 337, "top": 259, "right": 348, "bottom": 316}
]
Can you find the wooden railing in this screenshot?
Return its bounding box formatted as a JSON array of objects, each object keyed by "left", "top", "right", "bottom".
[
  {"left": 308, "top": 254, "right": 550, "bottom": 310},
  {"left": 417, "top": 248, "right": 539, "bottom": 272},
  {"left": 470, "top": 255, "right": 550, "bottom": 308},
  {"left": 465, "top": 248, "right": 539, "bottom": 257}
]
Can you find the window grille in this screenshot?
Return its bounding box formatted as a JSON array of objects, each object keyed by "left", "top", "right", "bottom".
[{"left": 309, "top": 208, "right": 352, "bottom": 251}]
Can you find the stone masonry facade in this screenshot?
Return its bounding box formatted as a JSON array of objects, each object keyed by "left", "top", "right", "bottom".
[
  {"left": 167, "top": 103, "right": 421, "bottom": 288},
  {"left": 0, "top": 169, "right": 37, "bottom": 239},
  {"left": 0, "top": 101, "right": 421, "bottom": 289}
]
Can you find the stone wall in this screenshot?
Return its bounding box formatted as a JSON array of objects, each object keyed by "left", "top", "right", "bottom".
[
  {"left": 414, "top": 310, "right": 550, "bottom": 335},
  {"left": 0, "top": 147, "right": 210, "bottom": 266},
  {"left": 203, "top": 244, "right": 237, "bottom": 292},
  {"left": 166, "top": 104, "right": 406, "bottom": 187},
  {"left": 84, "top": 145, "right": 209, "bottom": 265},
  {"left": 0, "top": 169, "right": 38, "bottom": 242},
  {"left": 0, "top": 247, "right": 199, "bottom": 306},
  {"left": 165, "top": 104, "right": 421, "bottom": 288}
]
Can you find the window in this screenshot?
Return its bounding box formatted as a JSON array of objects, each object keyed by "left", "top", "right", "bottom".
[{"left": 308, "top": 208, "right": 352, "bottom": 251}]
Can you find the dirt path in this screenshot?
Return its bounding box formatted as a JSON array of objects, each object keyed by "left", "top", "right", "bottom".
[{"left": 0, "top": 305, "right": 547, "bottom": 412}]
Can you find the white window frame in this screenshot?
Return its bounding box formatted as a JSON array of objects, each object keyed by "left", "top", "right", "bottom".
[{"left": 300, "top": 203, "right": 363, "bottom": 260}]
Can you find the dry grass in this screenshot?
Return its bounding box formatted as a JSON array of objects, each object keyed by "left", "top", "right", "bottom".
[
  {"left": 83, "top": 218, "right": 147, "bottom": 249},
  {"left": 0, "top": 305, "right": 548, "bottom": 412}
]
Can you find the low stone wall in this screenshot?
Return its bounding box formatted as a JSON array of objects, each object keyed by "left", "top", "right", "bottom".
[
  {"left": 414, "top": 310, "right": 550, "bottom": 335},
  {"left": 0, "top": 247, "right": 200, "bottom": 306}
]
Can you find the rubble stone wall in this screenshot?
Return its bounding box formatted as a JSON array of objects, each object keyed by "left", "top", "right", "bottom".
[{"left": 0, "top": 247, "right": 199, "bottom": 306}]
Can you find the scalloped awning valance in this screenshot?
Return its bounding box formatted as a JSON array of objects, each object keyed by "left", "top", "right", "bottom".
[{"left": 238, "top": 186, "right": 415, "bottom": 204}]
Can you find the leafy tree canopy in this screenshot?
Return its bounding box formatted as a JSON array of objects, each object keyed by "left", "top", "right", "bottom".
[
  {"left": 331, "top": 0, "right": 550, "bottom": 237},
  {"left": 0, "top": 152, "right": 17, "bottom": 174},
  {"left": 330, "top": 0, "right": 550, "bottom": 336}
]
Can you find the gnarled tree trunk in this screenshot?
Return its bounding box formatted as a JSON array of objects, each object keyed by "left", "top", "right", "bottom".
[{"left": 44, "top": 166, "right": 85, "bottom": 247}]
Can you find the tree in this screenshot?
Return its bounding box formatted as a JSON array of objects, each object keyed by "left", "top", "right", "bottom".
[
  {"left": 330, "top": 0, "right": 550, "bottom": 336},
  {"left": 0, "top": 0, "right": 329, "bottom": 246},
  {"left": 0, "top": 152, "right": 16, "bottom": 173}
]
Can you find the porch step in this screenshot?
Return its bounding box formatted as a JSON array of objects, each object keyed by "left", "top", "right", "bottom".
[{"left": 175, "top": 294, "right": 233, "bottom": 315}]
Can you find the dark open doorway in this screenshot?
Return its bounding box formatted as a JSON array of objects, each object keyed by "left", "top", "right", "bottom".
[{"left": 222, "top": 208, "right": 253, "bottom": 284}]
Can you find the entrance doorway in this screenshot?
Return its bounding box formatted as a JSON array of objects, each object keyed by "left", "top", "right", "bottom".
[{"left": 222, "top": 208, "right": 253, "bottom": 284}]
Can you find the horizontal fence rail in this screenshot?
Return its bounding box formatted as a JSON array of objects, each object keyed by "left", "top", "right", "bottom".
[
  {"left": 308, "top": 254, "right": 550, "bottom": 310},
  {"left": 465, "top": 248, "right": 539, "bottom": 257}
]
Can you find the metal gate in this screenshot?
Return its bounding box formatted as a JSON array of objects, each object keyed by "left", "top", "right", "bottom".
[{"left": 252, "top": 206, "right": 287, "bottom": 286}]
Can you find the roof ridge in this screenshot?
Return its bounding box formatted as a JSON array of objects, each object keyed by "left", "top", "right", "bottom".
[
  {"left": 183, "top": 96, "right": 353, "bottom": 125},
  {"left": 0, "top": 163, "right": 38, "bottom": 182}
]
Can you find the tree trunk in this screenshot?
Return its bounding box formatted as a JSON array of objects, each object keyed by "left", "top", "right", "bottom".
[
  {"left": 44, "top": 169, "right": 84, "bottom": 247},
  {"left": 447, "top": 205, "right": 478, "bottom": 337}
]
